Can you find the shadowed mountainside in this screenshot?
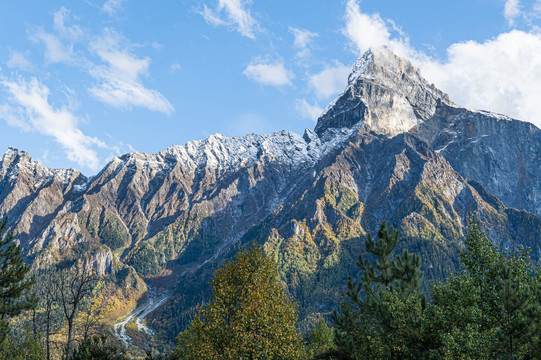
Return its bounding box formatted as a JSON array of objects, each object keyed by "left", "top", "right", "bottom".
[{"left": 1, "top": 47, "right": 540, "bottom": 350}]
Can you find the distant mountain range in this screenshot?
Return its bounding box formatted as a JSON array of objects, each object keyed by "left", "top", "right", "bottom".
[{"left": 1, "top": 47, "right": 540, "bottom": 349}]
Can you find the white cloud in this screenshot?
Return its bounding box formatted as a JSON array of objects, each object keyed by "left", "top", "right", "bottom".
[
  {"left": 6, "top": 51, "right": 33, "bottom": 71},
  {"left": 30, "top": 9, "right": 173, "bottom": 114},
  {"left": 53, "top": 7, "right": 83, "bottom": 40},
  {"left": 342, "top": 0, "right": 541, "bottom": 128},
  {"left": 201, "top": 5, "right": 227, "bottom": 26},
  {"left": 295, "top": 99, "right": 323, "bottom": 121},
  {"left": 243, "top": 58, "right": 294, "bottom": 86},
  {"left": 0, "top": 77, "right": 106, "bottom": 170},
  {"left": 309, "top": 62, "right": 351, "bottom": 99},
  {"left": 505, "top": 0, "right": 522, "bottom": 25},
  {"left": 88, "top": 29, "right": 174, "bottom": 114},
  {"left": 31, "top": 8, "right": 83, "bottom": 64},
  {"left": 289, "top": 27, "right": 318, "bottom": 58},
  {"left": 0, "top": 104, "right": 32, "bottom": 130},
  {"left": 32, "top": 30, "right": 76, "bottom": 64},
  {"left": 102, "top": 0, "right": 126, "bottom": 16},
  {"left": 200, "top": 0, "right": 259, "bottom": 39},
  {"left": 343, "top": 0, "right": 415, "bottom": 60},
  {"left": 169, "top": 63, "right": 182, "bottom": 73},
  {"left": 421, "top": 31, "right": 541, "bottom": 128},
  {"left": 290, "top": 27, "right": 318, "bottom": 49}
]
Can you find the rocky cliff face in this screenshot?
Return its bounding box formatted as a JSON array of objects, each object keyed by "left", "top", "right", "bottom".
[
  {"left": 0, "top": 148, "right": 87, "bottom": 252},
  {"left": 415, "top": 103, "right": 541, "bottom": 217},
  {"left": 1, "top": 46, "right": 540, "bottom": 347},
  {"left": 315, "top": 48, "right": 452, "bottom": 137}
]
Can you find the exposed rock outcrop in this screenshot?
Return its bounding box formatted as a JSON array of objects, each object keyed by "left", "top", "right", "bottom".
[{"left": 1, "top": 47, "right": 540, "bottom": 347}]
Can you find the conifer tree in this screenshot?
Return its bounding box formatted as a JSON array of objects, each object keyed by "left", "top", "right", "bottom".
[
  {"left": 0, "top": 329, "right": 44, "bottom": 360},
  {"left": 174, "top": 246, "right": 305, "bottom": 360},
  {"left": 0, "top": 217, "right": 36, "bottom": 344},
  {"left": 306, "top": 319, "right": 336, "bottom": 359},
  {"left": 333, "top": 221, "right": 424, "bottom": 359},
  {"left": 467, "top": 217, "right": 541, "bottom": 358},
  {"left": 426, "top": 215, "right": 541, "bottom": 359}
]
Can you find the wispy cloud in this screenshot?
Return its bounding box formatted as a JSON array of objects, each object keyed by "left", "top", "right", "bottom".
[
  {"left": 30, "top": 7, "right": 84, "bottom": 64},
  {"left": 295, "top": 99, "right": 323, "bottom": 121},
  {"left": 30, "top": 9, "right": 174, "bottom": 115},
  {"left": 243, "top": 57, "right": 294, "bottom": 86},
  {"left": 53, "top": 7, "right": 84, "bottom": 40},
  {"left": 309, "top": 61, "right": 350, "bottom": 100},
  {"left": 200, "top": 0, "right": 259, "bottom": 39},
  {"left": 342, "top": 0, "right": 541, "bottom": 129},
  {"left": 200, "top": 5, "right": 227, "bottom": 26},
  {"left": 504, "top": 0, "right": 521, "bottom": 26},
  {"left": 0, "top": 77, "right": 106, "bottom": 170},
  {"left": 88, "top": 29, "right": 174, "bottom": 114},
  {"left": 290, "top": 27, "right": 318, "bottom": 49},
  {"left": 7, "top": 6, "right": 171, "bottom": 170},
  {"left": 102, "top": 0, "right": 126, "bottom": 16},
  {"left": 289, "top": 27, "right": 318, "bottom": 58},
  {"left": 6, "top": 50, "right": 33, "bottom": 71},
  {"left": 32, "top": 29, "right": 76, "bottom": 64}
]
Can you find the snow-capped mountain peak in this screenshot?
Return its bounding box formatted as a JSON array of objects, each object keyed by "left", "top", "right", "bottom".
[{"left": 316, "top": 46, "right": 452, "bottom": 138}]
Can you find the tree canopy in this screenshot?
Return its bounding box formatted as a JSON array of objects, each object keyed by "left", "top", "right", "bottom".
[
  {"left": 333, "top": 221, "right": 425, "bottom": 359},
  {"left": 174, "top": 246, "right": 305, "bottom": 360},
  {"left": 331, "top": 217, "right": 541, "bottom": 360},
  {"left": 0, "top": 217, "right": 36, "bottom": 344}
]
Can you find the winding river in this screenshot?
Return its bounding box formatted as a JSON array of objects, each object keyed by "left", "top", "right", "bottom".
[
  {"left": 113, "top": 286, "right": 171, "bottom": 348},
  {"left": 113, "top": 234, "right": 242, "bottom": 349}
]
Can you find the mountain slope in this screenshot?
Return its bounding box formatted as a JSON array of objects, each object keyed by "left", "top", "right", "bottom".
[{"left": 1, "top": 46, "right": 540, "bottom": 350}]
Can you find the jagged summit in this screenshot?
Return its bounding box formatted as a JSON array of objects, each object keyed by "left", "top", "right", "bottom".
[
  {"left": 315, "top": 47, "right": 452, "bottom": 137},
  {"left": 2, "top": 147, "right": 30, "bottom": 161},
  {"left": 1, "top": 44, "right": 541, "bottom": 353},
  {"left": 1, "top": 146, "right": 82, "bottom": 184}
]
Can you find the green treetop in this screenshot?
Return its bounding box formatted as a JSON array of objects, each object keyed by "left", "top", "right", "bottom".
[
  {"left": 0, "top": 217, "right": 36, "bottom": 344},
  {"left": 425, "top": 215, "right": 541, "bottom": 359},
  {"left": 174, "top": 246, "right": 305, "bottom": 360},
  {"left": 333, "top": 221, "right": 425, "bottom": 359}
]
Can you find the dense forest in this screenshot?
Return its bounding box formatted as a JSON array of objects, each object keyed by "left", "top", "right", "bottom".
[{"left": 2, "top": 214, "right": 541, "bottom": 359}]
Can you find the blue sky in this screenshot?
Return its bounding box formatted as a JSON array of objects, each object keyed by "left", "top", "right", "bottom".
[{"left": 1, "top": 0, "right": 540, "bottom": 174}]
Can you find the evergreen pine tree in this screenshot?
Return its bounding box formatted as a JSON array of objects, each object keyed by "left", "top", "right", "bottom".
[
  {"left": 462, "top": 216, "right": 541, "bottom": 358},
  {"left": 333, "top": 221, "right": 424, "bottom": 359},
  {"left": 426, "top": 214, "right": 541, "bottom": 359},
  {"left": 306, "top": 319, "right": 336, "bottom": 359},
  {"left": 0, "top": 217, "right": 36, "bottom": 343}
]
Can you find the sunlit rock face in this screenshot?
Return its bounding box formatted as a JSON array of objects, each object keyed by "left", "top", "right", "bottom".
[
  {"left": 1, "top": 47, "right": 540, "bottom": 344},
  {"left": 1, "top": 46, "right": 539, "bottom": 268},
  {"left": 315, "top": 47, "right": 452, "bottom": 137}
]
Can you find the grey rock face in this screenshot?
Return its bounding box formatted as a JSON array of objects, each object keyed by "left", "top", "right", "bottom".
[
  {"left": 1, "top": 48, "right": 540, "bottom": 338},
  {"left": 0, "top": 129, "right": 360, "bottom": 275},
  {"left": 0, "top": 148, "right": 87, "bottom": 251},
  {"left": 415, "top": 104, "right": 541, "bottom": 217},
  {"left": 0, "top": 47, "right": 539, "bottom": 264},
  {"left": 315, "top": 47, "right": 452, "bottom": 137},
  {"left": 314, "top": 47, "right": 540, "bottom": 219}
]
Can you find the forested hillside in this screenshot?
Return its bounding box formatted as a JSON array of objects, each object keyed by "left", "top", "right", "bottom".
[{"left": 1, "top": 48, "right": 540, "bottom": 357}]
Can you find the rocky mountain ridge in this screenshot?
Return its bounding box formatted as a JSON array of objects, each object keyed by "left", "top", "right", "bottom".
[{"left": 1, "top": 46, "right": 540, "bottom": 349}]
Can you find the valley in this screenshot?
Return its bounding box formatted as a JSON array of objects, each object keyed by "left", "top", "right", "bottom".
[{"left": 1, "top": 47, "right": 540, "bottom": 354}]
